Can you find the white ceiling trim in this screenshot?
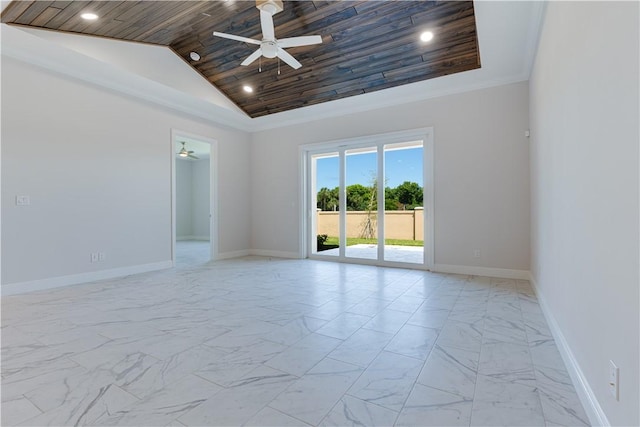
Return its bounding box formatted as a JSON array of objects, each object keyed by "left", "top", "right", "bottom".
[
  {"left": 15, "top": 25, "right": 246, "bottom": 116},
  {"left": 1, "top": 25, "right": 253, "bottom": 131},
  {"left": 0, "top": 1, "right": 545, "bottom": 133},
  {"left": 248, "top": 71, "right": 531, "bottom": 132}
]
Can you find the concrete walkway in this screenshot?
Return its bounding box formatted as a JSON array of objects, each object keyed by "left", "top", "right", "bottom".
[{"left": 320, "top": 244, "right": 424, "bottom": 264}]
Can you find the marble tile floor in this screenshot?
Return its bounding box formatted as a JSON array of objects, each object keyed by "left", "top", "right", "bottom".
[
  {"left": 1, "top": 249, "right": 589, "bottom": 426},
  {"left": 175, "top": 240, "right": 212, "bottom": 267}
]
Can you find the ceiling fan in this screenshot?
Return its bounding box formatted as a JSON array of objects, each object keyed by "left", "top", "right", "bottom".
[
  {"left": 213, "top": 0, "right": 322, "bottom": 70},
  {"left": 177, "top": 142, "right": 199, "bottom": 159}
]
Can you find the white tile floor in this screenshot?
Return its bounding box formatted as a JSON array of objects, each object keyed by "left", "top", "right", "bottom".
[{"left": 1, "top": 242, "right": 589, "bottom": 426}]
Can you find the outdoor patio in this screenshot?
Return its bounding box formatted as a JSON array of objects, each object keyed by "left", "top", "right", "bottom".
[{"left": 320, "top": 244, "right": 424, "bottom": 264}]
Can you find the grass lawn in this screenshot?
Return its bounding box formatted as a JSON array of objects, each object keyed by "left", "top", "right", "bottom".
[{"left": 323, "top": 237, "right": 423, "bottom": 247}]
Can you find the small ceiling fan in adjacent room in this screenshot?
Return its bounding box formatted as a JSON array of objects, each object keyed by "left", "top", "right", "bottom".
[
  {"left": 177, "top": 142, "right": 199, "bottom": 159},
  {"left": 213, "top": 0, "right": 322, "bottom": 70}
]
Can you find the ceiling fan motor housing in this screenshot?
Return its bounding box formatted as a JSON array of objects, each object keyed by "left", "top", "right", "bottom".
[{"left": 256, "top": 0, "right": 283, "bottom": 15}]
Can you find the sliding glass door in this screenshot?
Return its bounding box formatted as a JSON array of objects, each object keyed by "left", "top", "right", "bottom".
[
  {"left": 383, "top": 141, "right": 424, "bottom": 264},
  {"left": 307, "top": 129, "right": 433, "bottom": 269}
]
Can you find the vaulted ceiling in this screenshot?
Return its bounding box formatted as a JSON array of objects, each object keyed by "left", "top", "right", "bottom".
[{"left": 2, "top": 1, "right": 480, "bottom": 118}]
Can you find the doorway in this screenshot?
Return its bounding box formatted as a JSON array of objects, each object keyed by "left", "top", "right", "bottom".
[
  {"left": 303, "top": 128, "right": 434, "bottom": 269},
  {"left": 171, "top": 130, "right": 218, "bottom": 266}
]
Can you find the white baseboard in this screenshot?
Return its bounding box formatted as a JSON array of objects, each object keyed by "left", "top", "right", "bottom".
[
  {"left": 216, "top": 249, "right": 251, "bottom": 260},
  {"left": 1, "top": 261, "right": 172, "bottom": 297},
  {"left": 250, "top": 249, "right": 301, "bottom": 259},
  {"left": 432, "top": 263, "right": 530, "bottom": 280},
  {"left": 529, "top": 273, "right": 609, "bottom": 427},
  {"left": 177, "top": 235, "right": 210, "bottom": 241}
]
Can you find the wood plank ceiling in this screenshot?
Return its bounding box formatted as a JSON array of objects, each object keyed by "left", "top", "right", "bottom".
[{"left": 2, "top": 1, "right": 480, "bottom": 118}]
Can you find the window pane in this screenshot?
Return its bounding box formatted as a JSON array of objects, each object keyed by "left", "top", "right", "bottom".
[
  {"left": 314, "top": 153, "right": 339, "bottom": 256},
  {"left": 345, "top": 147, "right": 378, "bottom": 260},
  {"left": 383, "top": 141, "right": 424, "bottom": 264}
]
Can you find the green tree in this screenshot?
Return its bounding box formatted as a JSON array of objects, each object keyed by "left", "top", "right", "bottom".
[
  {"left": 346, "top": 184, "right": 371, "bottom": 211},
  {"left": 385, "top": 186, "right": 400, "bottom": 210},
  {"left": 317, "top": 187, "right": 339, "bottom": 211},
  {"left": 318, "top": 182, "right": 423, "bottom": 211},
  {"left": 395, "top": 181, "right": 423, "bottom": 210}
]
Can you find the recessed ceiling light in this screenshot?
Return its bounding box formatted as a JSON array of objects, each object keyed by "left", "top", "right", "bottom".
[
  {"left": 190, "top": 51, "right": 201, "bottom": 61},
  {"left": 243, "top": 85, "right": 253, "bottom": 93},
  {"left": 420, "top": 31, "right": 434, "bottom": 42},
  {"left": 80, "top": 12, "right": 99, "bottom": 20}
]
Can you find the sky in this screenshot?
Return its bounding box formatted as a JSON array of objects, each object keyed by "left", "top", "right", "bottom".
[{"left": 316, "top": 146, "right": 423, "bottom": 190}]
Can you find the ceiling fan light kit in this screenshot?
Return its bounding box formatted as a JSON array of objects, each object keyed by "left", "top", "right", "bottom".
[
  {"left": 177, "top": 142, "right": 199, "bottom": 160},
  {"left": 213, "top": 0, "right": 322, "bottom": 71}
]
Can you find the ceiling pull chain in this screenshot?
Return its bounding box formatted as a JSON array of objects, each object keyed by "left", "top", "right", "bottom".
[
  {"left": 259, "top": 56, "right": 262, "bottom": 73},
  {"left": 278, "top": 56, "right": 281, "bottom": 75}
]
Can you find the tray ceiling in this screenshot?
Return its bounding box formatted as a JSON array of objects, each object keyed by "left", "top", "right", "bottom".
[{"left": 2, "top": 1, "right": 481, "bottom": 118}]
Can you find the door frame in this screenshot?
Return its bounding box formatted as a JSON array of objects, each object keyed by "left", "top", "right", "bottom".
[
  {"left": 170, "top": 129, "right": 219, "bottom": 265},
  {"left": 299, "top": 127, "right": 435, "bottom": 270}
]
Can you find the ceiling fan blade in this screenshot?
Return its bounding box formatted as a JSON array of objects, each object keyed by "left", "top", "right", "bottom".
[
  {"left": 241, "top": 48, "right": 263, "bottom": 66},
  {"left": 277, "top": 47, "right": 302, "bottom": 70},
  {"left": 278, "top": 35, "right": 322, "bottom": 48},
  {"left": 213, "top": 31, "right": 261, "bottom": 45},
  {"left": 260, "top": 9, "right": 275, "bottom": 40},
  {"left": 188, "top": 154, "right": 200, "bottom": 159}
]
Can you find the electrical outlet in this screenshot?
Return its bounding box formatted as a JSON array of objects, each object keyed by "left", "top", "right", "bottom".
[
  {"left": 98, "top": 252, "right": 106, "bottom": 261},
  {"left": 16, "top": 195, "right": 30, "bottom": 206},
  {"left": 609, "top": 360, "right": 619, "bottom": 400},
  {"left": 90, "top": 253, "right": 99, "bottom": 263},
  {"left": 473, "top": 249, "right": 481, "bottom": 258}
]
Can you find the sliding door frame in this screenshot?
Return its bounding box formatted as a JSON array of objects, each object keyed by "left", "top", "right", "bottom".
[{"left": 299, "top": 127, "right": 434, "bottom": 270}]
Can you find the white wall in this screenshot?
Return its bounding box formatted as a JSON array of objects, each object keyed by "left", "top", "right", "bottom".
[
  {"left": 191, "top": 160, "right": 210, "bottom": 239},
  {"left": 529, "top": 2, "right": 639, "bottom": 426},
  {"left": 1, "top": 57, "right": 251, "bottom": 287},
  {"left": 176, "top": 159, "right": 193, "bottom": 239},
  {"left": 251, "top": 82, "right": 530, "bottom": 271},
  {"left": 176, "top": 158, "right": 210, "bottom": 240}
]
